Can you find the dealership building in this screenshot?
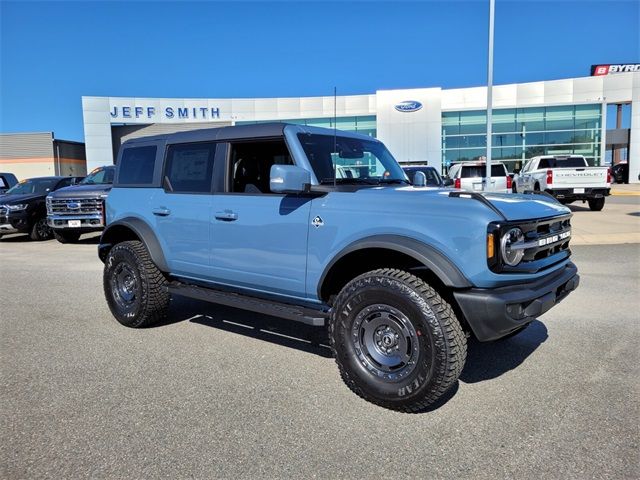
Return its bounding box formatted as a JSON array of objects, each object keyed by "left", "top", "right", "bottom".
[{"left": 82, "top": 70, "right": 639, "bottom": 182}]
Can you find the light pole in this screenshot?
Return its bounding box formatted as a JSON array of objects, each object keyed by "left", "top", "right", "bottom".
[{"left": 484, "top": 0, "right": 495, "bottom": 191}]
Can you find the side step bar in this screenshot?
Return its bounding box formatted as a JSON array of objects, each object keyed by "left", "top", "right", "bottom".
[{"left": 168, "top": 283, "right": 329, "bottom": 327}]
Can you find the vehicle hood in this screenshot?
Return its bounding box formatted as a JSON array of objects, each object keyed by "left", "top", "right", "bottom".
[
  {"left": 480, "top": 191, "right": 571, "bottom": 221},
  {"left": 356, "top": 186, "right": 571, "bottom": 222},
  {"left": 0, "top": 193, "right": 43, "bottom": 205},
  {"left": 49, "top": 184, "right": 112, "bottom": 198}
]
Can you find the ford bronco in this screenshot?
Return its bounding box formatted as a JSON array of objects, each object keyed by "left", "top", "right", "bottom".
[{"left": 99, "top": 123, "right": 579, "bottom": 411}]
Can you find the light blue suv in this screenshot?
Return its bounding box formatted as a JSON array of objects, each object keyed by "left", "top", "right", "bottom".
[{"left": 99, "top": 123, "right": 579, "bottom": 411}]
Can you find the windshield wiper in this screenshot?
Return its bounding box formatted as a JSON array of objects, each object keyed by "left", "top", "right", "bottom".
[
  {"left": 320, "top": 178, "right": 380, "bottom": 185},
  {"left": 378, "top": 178, "right": 410, "bottom": 185}
]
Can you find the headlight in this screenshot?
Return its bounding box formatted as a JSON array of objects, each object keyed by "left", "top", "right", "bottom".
[
  {"left": 500, "top": 227, "right": 525, "bottom": 266},
  {"left": 6, "top": 204, "right": 28, "bottom": 211}
]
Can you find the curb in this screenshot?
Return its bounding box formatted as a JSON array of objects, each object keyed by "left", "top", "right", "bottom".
[{"left": 610, "top": 191, "right": 640, "bottom": 196}]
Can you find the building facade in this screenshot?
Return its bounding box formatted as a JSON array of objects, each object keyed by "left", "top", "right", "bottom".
[
  {"left": 82, "top": 72, "right": 639, "bottom": 182},
  {"left": 0, "top": 132, "right": 87, "bottom": 181}
]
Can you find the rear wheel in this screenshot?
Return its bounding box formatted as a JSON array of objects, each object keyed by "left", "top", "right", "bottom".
[
  {"left": 29, "top": 217, "right": 52, "bottom": 241},
  {"left": 329, "top": 268, "right": 467, "bottom": 412},
  {"left": 534, "top": 182, "right": 541, "bottom": 192},
  {"left": 54, "top": 230, "right": 81, "bottom": 244},
  {"left": 103, "top": 240, "right": 170, "bottom": 328},
  {"left": 512, "top": 183, "right": 517, "bottom": 194},
  {"left": 588, "top": 197, "right": 605, "bottom": 211}
]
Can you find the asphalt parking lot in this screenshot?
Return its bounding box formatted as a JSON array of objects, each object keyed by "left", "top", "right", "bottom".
[{"left": 1, "top": 201, "right": 639, "bottom": 479}]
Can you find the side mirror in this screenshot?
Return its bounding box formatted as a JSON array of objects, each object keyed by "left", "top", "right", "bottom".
[
  {"left": 443, "top": 178, "right": 454, "bottom": 187},
  {"left": 270, "top": 164, "right": 311, "bottom": 194},
  {"left": 412, "top": 171, "right": 427, "bottom": 187}
]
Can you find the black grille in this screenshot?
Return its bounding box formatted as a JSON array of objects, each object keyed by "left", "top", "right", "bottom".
[
  {"left": 489, "top": 214, "right": 572, "bottom": 274},
  {"left": 48, "top": 198, "right": 103, "bottom": 215}
]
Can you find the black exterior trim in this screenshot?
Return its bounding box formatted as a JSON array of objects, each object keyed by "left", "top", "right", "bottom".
[
  {"left": 98, "top": 217, "right": 169, "bottom": 272},
  {"left": 318, "top": 234, "right": 472, "bottom": 298},
  {"left": 454, "top": 261, "right": 579, "bottom": 341},
  {"left": 169, "top": 281, "right": 328, "bottom": 327}
]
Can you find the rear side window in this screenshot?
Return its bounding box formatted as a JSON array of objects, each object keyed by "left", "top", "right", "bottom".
[
  {"left": 461, "top": 165, "right": 507, "bottom": 178},
  {"left": 0, "top": 177, "right": 6, "bottom": 188},
  {"left": 164, "top": 142, "right": 216, "bottom": 193},
  {"left": 118, "top": 146, "right": 157, "bottom": 185},
  {"left": 539, "top": 157, "right": 586, "bottom": 169}
]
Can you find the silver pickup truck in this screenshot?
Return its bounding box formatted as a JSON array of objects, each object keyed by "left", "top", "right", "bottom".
[{"left": 513, "top": 155, "right": 610, "bottom": 211}]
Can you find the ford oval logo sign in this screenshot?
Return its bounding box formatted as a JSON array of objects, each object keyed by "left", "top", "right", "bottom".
[
  {"left": 394, "top": 100, "right": 423, "bottom": 113},
  {"left": 67, "top": 202, "right": 81, "bottom": 210}
]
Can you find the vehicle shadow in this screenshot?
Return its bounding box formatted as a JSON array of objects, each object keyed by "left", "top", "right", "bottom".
[
  {"left": 0, "top": 233, "right": 31, "bottom": 242},
  {"left": 168, "top": 295, "right": 332, "bottom": 358},
  {"left": 459, "top": 320, "right": 548, "bottom": 383},
  {"left": 567, "top": 204, "right": 593, "bottom": 212},
  {"left": 77, "top": 233, "right": 101, "bottom": 245},
  {"left": 165, "top": 296, "right": 548, "bottom": 383}
]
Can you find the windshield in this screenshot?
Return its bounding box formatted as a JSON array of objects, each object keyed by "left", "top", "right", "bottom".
[
  {"left": 80, "top": 166, "right": 114, "bottom": 185},
  {"left": 297, "top": 133, "right": 408, "bottom": 185},
  {"left": 5, "top": 178, "right": 58, "bottom": 195}
]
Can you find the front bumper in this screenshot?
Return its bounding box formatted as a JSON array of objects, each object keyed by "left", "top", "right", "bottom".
[
  {"left": 453, "top": 262, "right": 579, "bottom": 341},
  {"left": 0, "top": 211, "right": 30, "bottom": 234},
  {"left": 47, "top": 214, "right": 104, "bottom": 230}
]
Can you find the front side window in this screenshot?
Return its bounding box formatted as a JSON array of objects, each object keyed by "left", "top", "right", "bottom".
[
  {"left": 228, "top": 140, "right": 293, "bottom": 194},
  {"left": 297, "top": 133, "right": 407, "bottom": 185},
  {"left": 164, "top": 142, "right": 216, "bottom": 193},
  {"left": 5, "top": 178, "right": 58, "bottom": 195},
  {"left": 118, "top": 146, "right": 157, "bottom": 185}
]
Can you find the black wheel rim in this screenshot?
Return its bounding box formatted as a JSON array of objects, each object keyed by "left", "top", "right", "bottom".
[
  {"left": 352, "top": 304, "right": 420, "bottom": 381},
  {"left": 110, "top": 262, "right": 139, "bottom": 310},
  {"left": 36, "top": 218, "right": 51, "bottom": 238}
]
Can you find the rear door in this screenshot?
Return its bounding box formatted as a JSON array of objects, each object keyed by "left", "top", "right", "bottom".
[
  {"left": 151, "top": 141, "right": 218, "bottom": 279},
  {"left": 209, "top": 139, "right": 312, "bottom": 298}
]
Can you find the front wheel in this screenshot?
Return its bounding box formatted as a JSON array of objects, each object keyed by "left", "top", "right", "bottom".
[
  {"left": 103, "top": 240, "right": 170, "bottom": 328},
  {"left": 29, "top": 217, "right": 52, "bottom": 241},
  {"left": 588, "top": 197, "right": 605, "bottom": 211},
  {"left": 54, "top": 230, "right": 81, "bottom": 243},
  {"left": 329, "top": 268, "right": 467, "bottom": 412}
]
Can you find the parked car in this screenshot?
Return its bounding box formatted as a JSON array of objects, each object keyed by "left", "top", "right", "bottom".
[
  {"left": 401, "top": 165, "right": 444, "bottom": 187},
  {"left": 444, "top": 161, "right": 511, "bottom": 193},
  {"left": 0, "top": 176, "right": 83, "bottom": 240},
  {"left": 611, "top": 162, "right": 629, "bottom": 184},
  {"left": 513, "top": 155, "right": 610, "bottom": 211},
  {"left": 46, "top": 165, "right": 115, "bottom": 243},
  {"left": 0, "top": 172, "right": 18, "bottom": 194},
  {"left": 98, "top": 123, "right": 578, "bottom": 412}
]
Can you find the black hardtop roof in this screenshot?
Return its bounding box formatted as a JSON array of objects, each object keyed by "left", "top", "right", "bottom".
[{"left": 124, "top": 122, "right": 288, "bottom": 146}]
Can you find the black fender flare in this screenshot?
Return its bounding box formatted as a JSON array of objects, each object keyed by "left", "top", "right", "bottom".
[
  {"left": 318, "top": 234, "right": 471, "bottom": 298},
  {"left": 98, "top": 217, "right": 169, "bottom": 272}
]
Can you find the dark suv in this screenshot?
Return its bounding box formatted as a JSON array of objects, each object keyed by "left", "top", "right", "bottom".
[{"left": 0, "top": 176, "right": 83, "bottom": 240}]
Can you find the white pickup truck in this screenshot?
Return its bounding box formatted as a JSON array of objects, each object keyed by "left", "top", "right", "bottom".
[{"left": 513, "top": 155, "right": 611, "bottom": 211}]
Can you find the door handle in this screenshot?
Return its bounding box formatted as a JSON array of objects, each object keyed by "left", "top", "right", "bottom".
[
  {"left": 152, "top": 207, "right": 171, "bottom": 217},
  {"left": 215, "top": 211, "right": 238, "bottom": 221}
]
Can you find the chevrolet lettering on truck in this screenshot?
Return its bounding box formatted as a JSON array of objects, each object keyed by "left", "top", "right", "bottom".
[
  {"left": 513, "top": 155, "right": 610, "bottom": 211},
  {"left": 99, "top": 124, "right": 579, "bottom": 411}
]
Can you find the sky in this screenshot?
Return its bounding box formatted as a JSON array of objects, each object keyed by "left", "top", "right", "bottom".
[{"left": 0, "top": 0, "right": 638, "bottom": 141}]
